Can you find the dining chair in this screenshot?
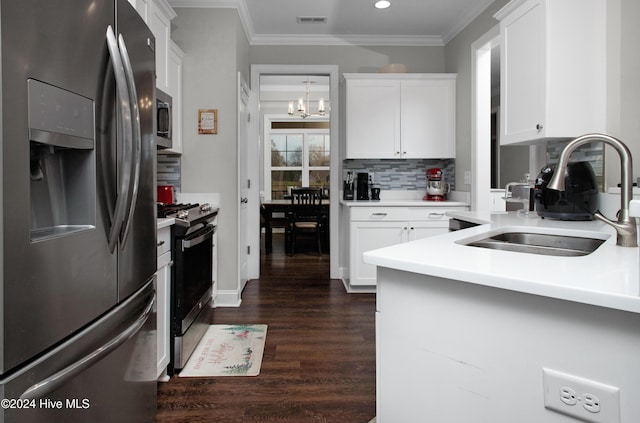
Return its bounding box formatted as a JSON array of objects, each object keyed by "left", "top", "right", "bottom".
[{"left": 289, "top": 187, "right": 325, "bottom": 255}]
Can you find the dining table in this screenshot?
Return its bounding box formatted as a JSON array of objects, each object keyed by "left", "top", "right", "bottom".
[{"left": 261, "top": 199, "right": 330, "bottom": 254}]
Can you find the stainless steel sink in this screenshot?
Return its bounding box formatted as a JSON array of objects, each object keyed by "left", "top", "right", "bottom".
[{"left": 463, "top": 232, "right": 606, "bottom": 257}]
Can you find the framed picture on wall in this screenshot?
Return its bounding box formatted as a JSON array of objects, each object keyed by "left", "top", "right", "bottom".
[{"left": 198, "top": 109, "right": 217, "bottom": 134}]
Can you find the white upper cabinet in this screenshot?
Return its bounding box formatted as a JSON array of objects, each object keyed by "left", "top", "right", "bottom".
[
  {"left": 345, "top": 78, "right": 400, "bottom": 159},
  {"left": 148, "top": 0, "right": 176, "bottom": 93},
  {"left": 496, "top": 0, "right": 607, "bottom": 145},
  {"left": 344, "top": 74, "right": 456, "bottom": 159},
  {"left": 162, "top": 41, "right": 184, "bottom": 155},
  {"left": 401, "top": 78, "right": 456, "bottom": 158}
]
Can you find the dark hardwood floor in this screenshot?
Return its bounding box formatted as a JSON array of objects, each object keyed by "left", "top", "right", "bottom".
[{"left": 156, "top": 234, "right": 377, "bottom": 422}]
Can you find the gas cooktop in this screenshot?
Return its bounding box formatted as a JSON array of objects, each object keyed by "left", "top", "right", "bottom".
[{"left": 157, "top": 203, "right": 218, "bottom": 229}]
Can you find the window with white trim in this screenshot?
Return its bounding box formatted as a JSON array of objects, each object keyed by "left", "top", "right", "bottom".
[{"left": 268, "top": 126, "right": 330, "bottom": 200}]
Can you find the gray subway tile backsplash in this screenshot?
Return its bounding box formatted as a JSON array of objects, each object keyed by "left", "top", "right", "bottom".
[
  {"left": 157, "top": 155, "right": 182, "bottom": 192},
  {"left": 343, "top": 159, "right": 456, "bottom": 191}
]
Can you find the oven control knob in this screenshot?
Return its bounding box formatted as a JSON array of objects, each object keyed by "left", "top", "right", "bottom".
[
  {"left": 177, "top": 210, "right": 189, "bottom": 219},
  {"left": 200, "top": 203, "right": 212, "bottom": 212}
]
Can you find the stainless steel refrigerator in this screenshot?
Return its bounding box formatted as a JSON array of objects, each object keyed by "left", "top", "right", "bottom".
[{"left": 0, "top": 0, "right": 158, "bottom": 421}]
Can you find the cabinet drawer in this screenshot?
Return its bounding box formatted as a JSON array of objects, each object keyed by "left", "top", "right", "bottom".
[
  {"left": 350, "top": 207, "right": 410, "bottom": 221},
  {"left": 157, "top": 250, "right": 171, "bottom": 270},
  {"left": 408, "top": 207, "right": 467, "bottom": 222},
  {"left": 157, "top": 226, "right": 171, "bottom": 256}
]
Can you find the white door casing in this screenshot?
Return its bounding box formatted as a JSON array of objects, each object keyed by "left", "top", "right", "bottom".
[{"left": 237, "top": 73, "right": 253, "bottom": 293}]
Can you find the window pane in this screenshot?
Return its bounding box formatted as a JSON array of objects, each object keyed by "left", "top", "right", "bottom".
[
  {"left": 309, "top": 170, "right": 330, "bottom": 188},
  {"left": 271, "top": 150, "right": 286, "bottom": 167},
  {"left": 309, "top": 135, "right": 330, "bottom": 166},
  {"left": 271, "top": 134, "right": 303, "bottom": 167},
  {"left": 286, "top": 135, "right": 303, "bottom": 166},
  {"left": 286, "top": 151, "right": 302, "bottom": 167},
  {"left": 271, "top": 134, "right": 287, "bottom": 152},
  {"left": 271, "top": 170, "right": 302, "bottom": 200}
]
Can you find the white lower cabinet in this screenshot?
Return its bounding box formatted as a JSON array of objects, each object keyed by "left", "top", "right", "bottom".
[
  {"left": 156, "top": 225, "right": 172, "bottom": 381},
  {"left": 348, "top": 206, "right": 466, "bottom": 287}
]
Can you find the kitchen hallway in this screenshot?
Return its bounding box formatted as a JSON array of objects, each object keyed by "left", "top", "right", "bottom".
[{"left": 156, "top": 233, "right": 377, "bottom": 422}]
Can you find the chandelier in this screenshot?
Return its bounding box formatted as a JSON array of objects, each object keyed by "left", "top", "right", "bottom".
[{"left": 288, "top": 79, "right": 325, "bottom": 118}]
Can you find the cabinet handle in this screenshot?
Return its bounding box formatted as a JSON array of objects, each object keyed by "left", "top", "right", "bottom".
[
  {"left": 371, "top": 212, "right": 388, "bottom": 216},
  {"left": 428, "top": 212, "right": 445, "bottom": 218},
  {"left": 157, "top": 240, "right": 165, "bottom": 247},
  {"left": 536, "top": 123, "right": 543, "bottom": 131}
]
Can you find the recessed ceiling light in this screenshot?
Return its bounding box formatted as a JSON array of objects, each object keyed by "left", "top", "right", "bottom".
[{"left": 374, "top": 1, "right": 391, "bottom": 9}]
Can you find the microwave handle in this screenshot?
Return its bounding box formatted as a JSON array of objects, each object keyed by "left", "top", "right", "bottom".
[
  {"left": 117, "top": 33, "right": 142, "bottom": 248},
  {"left": 105, "top": 25, "right": 133, "bottom": 253},
  {"left": 157, "top": 102, "right": 171, "bottom": 137}
]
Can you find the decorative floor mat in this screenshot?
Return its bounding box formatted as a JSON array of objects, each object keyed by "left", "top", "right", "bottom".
[{"left": 179, "top": 324, "right": 267, "bottom": 377}]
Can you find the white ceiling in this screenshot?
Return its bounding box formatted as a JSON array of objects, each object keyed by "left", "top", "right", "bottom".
[{"left": 168, "top": 0, "right": 496, "bottom": 46}]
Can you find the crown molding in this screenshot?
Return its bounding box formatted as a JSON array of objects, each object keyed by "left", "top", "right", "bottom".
[
  {"left": 169, "top": 0, "right": 491, "bottom": 47},
  {"left": 442, "top": 0, "right": 495, "bottom": 44},
  {"left": 249, "top": 34, "right": 445, "bottom": 47}
]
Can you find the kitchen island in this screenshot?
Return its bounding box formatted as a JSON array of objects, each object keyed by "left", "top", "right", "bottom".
[{"left": 364, "top": 211, "right": 640, "bottom": 422}]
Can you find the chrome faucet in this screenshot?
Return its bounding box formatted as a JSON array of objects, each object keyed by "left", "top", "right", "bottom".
[{"left": 547, "top": 133, "right": 638, "bottom": 247}]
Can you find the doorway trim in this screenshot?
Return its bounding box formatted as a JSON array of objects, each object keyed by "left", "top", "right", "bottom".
[
  {"left": 250, "top": 64, "right": 340, "bottom": 279},
  {"left": 471, "top": 24, "right": 500, "bottom": 212}
]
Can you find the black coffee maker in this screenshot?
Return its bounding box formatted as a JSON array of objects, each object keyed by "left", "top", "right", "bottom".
[
  {"left": 534, "top": 161, "right": 599, "bottom": 220},
  {"left": 356, "top": 172, "right": 369, "bottom": 200}
]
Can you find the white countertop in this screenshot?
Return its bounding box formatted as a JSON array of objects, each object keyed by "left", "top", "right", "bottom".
[
  {"left": 363, "top": 211, "right": 640, "bottom": 313},
  {"left": 157, "top": 218, "right": 175, "bottom": 229},
  {"left": 340, "top": 189, "right": 470, "bottom": 208},
  {"left": 340, "top": 199, "right": 470, "bottom": 207}
]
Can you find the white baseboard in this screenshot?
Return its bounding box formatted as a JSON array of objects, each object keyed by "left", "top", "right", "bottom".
[
  {"left": 341, "top": 278, "right": 376, "bottom": 294},
  {"left": 213, "top": 290, "right": 242, "bottom": 307}
]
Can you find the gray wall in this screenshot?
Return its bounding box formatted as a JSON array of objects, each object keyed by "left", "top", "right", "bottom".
[
  {"left": 443, "top": 0, "right": 510, "bottom": 192},
  {"left": 171, "top": 8, "right": 249, "bottom": 295},
  {"left": 611, "top": 0, "right": 640, "bottom": 187},
  {"left": 248, "top": 45, "right": 446, "bottom": 75}
]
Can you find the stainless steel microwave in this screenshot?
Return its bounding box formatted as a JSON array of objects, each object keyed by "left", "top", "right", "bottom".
[{"left": 156, "top": 88, "right": 172, "bottom": 149}]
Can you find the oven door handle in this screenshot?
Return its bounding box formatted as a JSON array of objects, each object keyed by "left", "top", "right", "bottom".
[{"left": 182, "top": 226, "right": 215, "bottom": 250}]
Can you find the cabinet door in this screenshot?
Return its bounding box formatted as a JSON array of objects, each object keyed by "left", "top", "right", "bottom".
[
  {"left": 163, "top": 41, "right": 183, "bottom": 155},
  {"left": 408, "top": 222, "right": 449, "bottom": 241},
  {"left": 346, "top": 79, "right": 400, "bottom": 159},
  {"left": 155, "top": 252, "right": 171, "bottom": 379},
  {"left": 350, "top": 221, "right": 406, "bottom": 286},
  {"left": 499, "top": 0, "right": 606, "bottom": 144},
  {"left": 148, "top": 1, "right": 172, "bottom": 92},
  {"left": 500, "top": 0, "right": 545, "bottom": 144},
  {"left": 401, "top": 79, "right": 456, "bottom": 158}
]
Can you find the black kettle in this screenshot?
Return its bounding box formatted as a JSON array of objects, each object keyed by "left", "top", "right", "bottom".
[{"left": 534, "top": 161, "right": 599, "bottom": 220}]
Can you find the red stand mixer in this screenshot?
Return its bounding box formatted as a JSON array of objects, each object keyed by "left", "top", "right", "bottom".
[{"left": 423, "top": 168, "right": 450, "bottom": 201}]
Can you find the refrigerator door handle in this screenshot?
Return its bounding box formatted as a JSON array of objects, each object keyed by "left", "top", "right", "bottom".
[
  {"left": 19, "top": 292, "right": 155, "bottom": 400},
  {"left": 105, "top": 25, "right": 134, "bottom": 253},
  {"left": 117, "top": 33, "right": 142, "bottom": 248}
]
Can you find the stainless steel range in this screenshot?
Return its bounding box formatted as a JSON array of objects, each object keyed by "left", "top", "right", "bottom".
[{"left": 158, "top": 203, "right": 218, "bottom": 373}]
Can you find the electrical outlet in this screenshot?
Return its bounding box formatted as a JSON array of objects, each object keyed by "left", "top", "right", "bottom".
[
  {"left": 463, "top": 170, "right": 471, "bottom": 185},
  {"left": 543, "top": 368, "right": 620, "bottom": 423}
]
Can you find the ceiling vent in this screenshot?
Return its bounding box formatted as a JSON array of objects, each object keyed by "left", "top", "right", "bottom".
[{"left": 296, "top": 16, "right": 328, "bottom": 24}]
